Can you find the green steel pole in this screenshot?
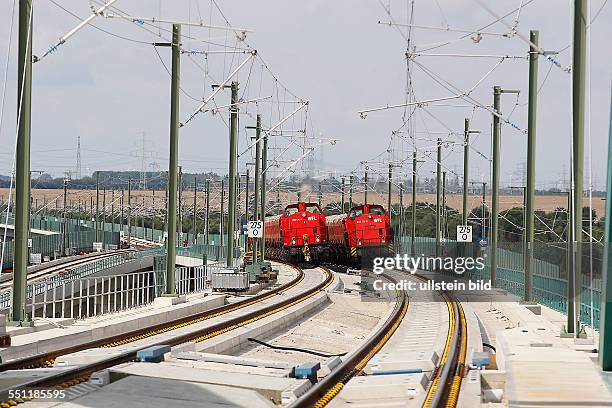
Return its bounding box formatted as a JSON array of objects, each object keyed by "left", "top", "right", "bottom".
[
  {"left": 491, "top": 86, "right": 501, "bottom": 286},
  {"left": 151, "top": 189, "right": 155, "bottom": 241},
  {"left": 164, "top": 24, "right": 180, "bottom": 295},
  {"left": 261, "top": 134, "right": 268, "bottom": 261},
  {"left": 120, "top": 191, "right": 124, "bottom": 236},
  {"left": 127, "top": 178, "right": 131, "bottom": 247},
  {"left": 141, "top": 195, "right": 145, "bottom": 239},
  {"left": 253, "top": 115, "right": 262, "bottom": 262},
  {"left": 482, "top": 182, "right": 487, "bottom": 240},
  {"left": 297, "top": 191, "right": 301, "bottom": 202},
  {"left": 318, "top": 182, "right": 322, "bottom": 207},
  {"left": 599, "top": 84, "right": 612, "bottom": 370},
  {"left": 567, "top": 190, "right": 575, "bottom": 334},
  {"left": 443, "top": 171, "right": 447, "bottom": 242},
  {"left": 462, "top": 119, "right": 470, "bottom": 225},
  {"left": 163, "top": 174, "right": 168, "bottom": 236},
  {"left": 525, "top": 30, "right": 539, "bottom": 302},
  {"left": 192, "top": 177, "right": 197, "bottom": 245},
  {"left": 399, "top": 182, "right": 403, "bottom": 251},
  {"left": 227, "top": 82, "right": 239, "bottom": 267},
  {"left": 436, "top": 138, "right": 442, "bottom": 258},
  {"left": 111, "top": 189, "right": 115, "bottom": 235},
  {"left": 349, "top": 175, "right": 353, "bottom": 209},
  {"left": 364, "top": 170, "right": 368, "bottom": 205},
  {"left": 412, "top": 152, "right": 417, "bottom": 257},
  {"left": 102, "top": 188, "right": 106, "bottom": 240},
  {"left": 178, "top": 166, "right": 183, "bottom": 243},
  {"left": 12, "top": 0, "right": 33, "bottom": 323},
  {"left": 388, "top": 164, "right": 392, "bottom": 216},
  {"left": 205, "top": 179, "right": 210, "bottom": 247},
  {"left": 341, "top": 177, "right": 345, "bottom": 213},
  {"left": 235, "top": 174, "right": 240, "bottom": 249},
  {"left": 95, "top": 171, "right": 100, "bottom": 242},
  {"left": 245, "top": 170, "right": 249, "bottom": 226},
  {"left": 62, "top": 179, "right": 68, "bottom": 256},
  {"left": 572, "top": 0, "right": 587, "bottom": 337},
  {"left": 220, "top": 180, "right": 225, "bottom": 249}
]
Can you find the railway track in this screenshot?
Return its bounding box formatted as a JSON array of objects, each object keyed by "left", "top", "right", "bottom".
[
  {"left": 0, "top": 260, "right": 469, "bottom": 407},
  {"left": 288, "top": 269, "right": 468, "bottom": 408},
  {"left": 288, "top": 271, "right": 409, "bottom": 408},
  {"left": 421, "top": 292, "right": 468, "bottom": 408},
  {"left": 0, "top": 263, "right": 333, "bottom": 405}
]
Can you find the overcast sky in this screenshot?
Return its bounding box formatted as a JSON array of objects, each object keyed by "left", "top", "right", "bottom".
[{"left": 0, "top": 0, "right": 611, "bottom": 191}]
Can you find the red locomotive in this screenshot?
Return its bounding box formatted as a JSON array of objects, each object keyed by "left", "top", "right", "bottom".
[
  {"left": 327, "top": 204, "right": 393, "bottom": 266},
  {"left": 264, "top": 202, "right": 327, "bottom": 264}
]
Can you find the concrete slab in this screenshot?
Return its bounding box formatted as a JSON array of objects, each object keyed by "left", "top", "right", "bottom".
[
  {"left": 171, "top": 350, "right": 293, "bottom": 370},
  {"left": 176, "top": 256, "right": 203, "bottom": 267},
  {"left": 109, "top": 361, "right": 310, "bottom": 405},
  {"left": 54, "top": 345, "right": 141, "bottom": 367},
  {"left": 5, "top": 318, "right": 76, "bottom": 336},
  {"left": 153, "top": 295, "right": 186, "bottom": 308},
  {"left": 0, "top": 367, "right": 72, "bottom": 389},
  {"left": 364, "top": 351, "right": 438, "bottom": 374},
  {"left": 197, "top": 292, "right": 329, "bottom": 355},
  {"left": 339, "top": 373, "right": 428, "bottom": 400},
  {"left": 506, "top": 359, "right": 612, "bottom": 407},
  {"left": 162, "top": 357, "right": 291, "bottom": 378},
  {"left": 475, "top": 301, "right": 612, "bottom": 407},
  {"left": 42, "top": 375, "right": 276, "bottom": 408},
  {"left": 459, "top": 369, "right": 482, "bottom": 408}
]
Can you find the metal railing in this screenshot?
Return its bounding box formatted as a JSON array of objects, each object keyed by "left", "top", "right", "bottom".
[
  {"left": 0, "top": 247, "right": 163, "bottom": 310},
  {"left": 19, "top": 264, "right": 208, "bottom": 319}
]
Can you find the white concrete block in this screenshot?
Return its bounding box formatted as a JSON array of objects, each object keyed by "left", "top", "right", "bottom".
[
  {"left": 281, "top": 377, "right": 313, "bottom": 405},
  {"left": 483, "top": 388, "right": 504, "bottom": 403},
  {"left": 171, "top": 342, "right": 196, "bottom": 356},
  {"left": 110, "top": 362, "right": 307, "bottom": 405},
  {"left": 365, "top": 351, "right": 439, "bottom": 374},
  {"left": 341, "top": 373, "right": 428, "bottom": 400},
  {"left": 89, "top": 369, "right": 110, "bottom": 386},
  {"left": 54, "top": 345, "right": 139, "bottom": 367},
  {"left": 480, "top": 370, "right": 506, "bottom": 391},
  {"left": 172, "top": 351, "right": 292, "bottom": 369},
  {"left": 153, "top": 295, "right": 187, "bottom": 308},
  {"left": 318, "top": 356, "right": 342, "bottom": 378}
]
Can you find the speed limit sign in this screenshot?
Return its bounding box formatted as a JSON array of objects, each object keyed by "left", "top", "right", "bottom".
[
  {"left": 248, "top": 220, "right": 263, "bottom": 238},
  {"left": 456, "top": 225, "right": 472, "bottom": 242}
]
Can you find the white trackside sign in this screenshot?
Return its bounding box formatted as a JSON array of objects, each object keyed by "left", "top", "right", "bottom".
[
  {"left": 248, "top": 220, "right": 263, "bottom": 238},
  {"left": 456, "top": 225, "right": 472, "bottom": 242}
]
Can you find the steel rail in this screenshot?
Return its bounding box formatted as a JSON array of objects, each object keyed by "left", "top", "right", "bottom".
[
  {"left": 288, "top": 271, "right": 409, "bottom": 408},
  {"left": 0, "top": 265, "right": 333, "bottom": 404},
  {"left": 0, "top": 263, "right": 309, "bottom": 373},
  {"left": 422, "top": 292, "right": 468, "bottom": 408}
]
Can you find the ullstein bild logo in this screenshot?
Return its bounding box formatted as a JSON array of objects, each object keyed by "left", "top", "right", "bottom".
[{"left": 372, "top": 254, "right": 486, "bottom": 275}]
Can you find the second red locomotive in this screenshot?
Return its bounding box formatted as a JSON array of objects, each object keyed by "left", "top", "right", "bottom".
[{"left": 327, "top": 204, "right": 393, "bottom": 266}]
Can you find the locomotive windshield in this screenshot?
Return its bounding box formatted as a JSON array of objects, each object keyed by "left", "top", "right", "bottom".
[
  {"left": 349, "top": 207, "right": 364, "bottom": 218},
  {"left": 284, "top": 207, "right": 299, "bottom": 217},
  {"left": 306, "top": 205, "right": 321, "bottom": 213},
  {"left": 369, "top": 206, "right": 385, "bottom": 215}
]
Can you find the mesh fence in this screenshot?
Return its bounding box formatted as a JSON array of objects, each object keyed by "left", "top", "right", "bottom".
[{"left": 394, "top": 235, "right": 603, "bottom": 329}]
